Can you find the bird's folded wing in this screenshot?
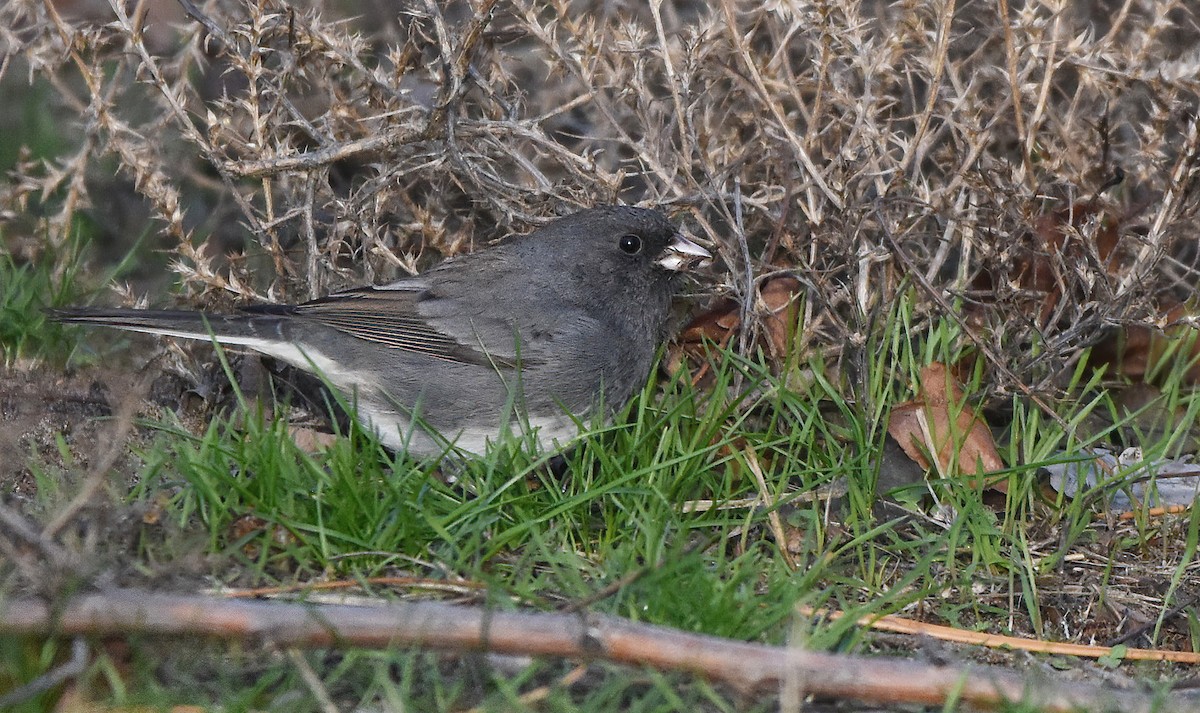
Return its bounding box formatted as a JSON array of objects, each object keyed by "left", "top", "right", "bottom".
[{"left": 244, "top": 285, "right": 522, "bottom": 368}]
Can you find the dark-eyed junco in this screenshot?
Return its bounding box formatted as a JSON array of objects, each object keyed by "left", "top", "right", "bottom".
[{"left": 54, "top": 206, "right": 711, "bottom": 457}]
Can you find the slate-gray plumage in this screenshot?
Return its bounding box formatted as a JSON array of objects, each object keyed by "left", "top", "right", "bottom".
[{"left": 54, "top": 206, "right": 711, "bottom": 456}]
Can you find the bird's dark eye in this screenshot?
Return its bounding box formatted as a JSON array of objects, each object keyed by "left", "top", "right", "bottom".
[{"left": 619, "top": 234, "right": 643, "bottom": 254}]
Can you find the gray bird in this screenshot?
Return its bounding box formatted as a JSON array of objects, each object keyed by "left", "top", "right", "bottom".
[{"left": 53, "top": 206, "right": 711, "bottom": 457}]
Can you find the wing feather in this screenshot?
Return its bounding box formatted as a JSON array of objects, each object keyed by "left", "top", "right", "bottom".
[{"left": 244, "top": 286, "right": 522, "bottom": 367}]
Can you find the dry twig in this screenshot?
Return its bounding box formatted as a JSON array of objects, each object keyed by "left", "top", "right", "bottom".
[{"left": 0, "top": 590, "right": 1179, "bottom": 713}]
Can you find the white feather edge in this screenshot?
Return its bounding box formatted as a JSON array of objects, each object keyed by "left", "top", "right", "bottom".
[{"left": 101, "top": 324, "right": 372, "bottom": 389}]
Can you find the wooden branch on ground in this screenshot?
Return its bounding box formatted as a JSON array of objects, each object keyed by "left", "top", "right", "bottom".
[{"left": 0, "top": 589, "right": 1182, "bottom": 712}]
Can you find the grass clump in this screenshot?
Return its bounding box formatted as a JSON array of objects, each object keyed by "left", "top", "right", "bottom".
[{"left": 0, "top": 235, "right": 85, "bottom": 364}]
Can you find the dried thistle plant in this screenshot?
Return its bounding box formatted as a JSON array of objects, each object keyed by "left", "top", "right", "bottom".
[{"left": 2, "top": 0, "right": 1199, "bottom": 394}]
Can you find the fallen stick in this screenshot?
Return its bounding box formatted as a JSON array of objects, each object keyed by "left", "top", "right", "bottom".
[{"left": 0, "top": 590, "right": 1181, "bottom": 712}]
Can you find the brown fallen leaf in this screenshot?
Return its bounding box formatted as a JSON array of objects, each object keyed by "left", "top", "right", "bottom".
[
  {"left": 757, "top": 276, "right": 803, "bottom": 359},
  {"left": 667, "top": 276, "right": 802, "bottom": 385},
  {"left": 887, "top": 363, "right": 1007, "bottom": 492}
]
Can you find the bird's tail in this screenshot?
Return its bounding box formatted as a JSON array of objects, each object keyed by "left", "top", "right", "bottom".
[{"left": 48, "top": 308, "right": 286, "bottom": 348}]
